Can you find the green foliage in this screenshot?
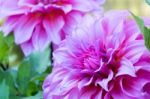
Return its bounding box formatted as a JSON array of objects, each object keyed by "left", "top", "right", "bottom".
[
  {"left": 0, "top": 80, "right": 9, "bottom": 99},
  {"left": 22, "top": 92, "right": 43, "bottom": 99},
  {"left": 0, "top": 68, "right": 17, "bottom": 98},
  {"left": 0, "top": 32, "right": 51, "bottom": 99},
  {"left": 0, "top": 32, "right": 13, "bottom": 65},
  {"left": 0, "top": 32, "right": 24, "bottom": 67},
  {"left": 28, "top": 49, "right": 51, "bottom": 75},
  {"left": 17, "top": 60, "right": 31, "bottom": 95},
  {"left": 132, "top": 13, "right": 150, "bottom": 51},
  {"left": 17, "top": 49, "right": 51, "bottom": 97},
  {"left": 146, "top": 0, "right": 150, "bottom": 5}
]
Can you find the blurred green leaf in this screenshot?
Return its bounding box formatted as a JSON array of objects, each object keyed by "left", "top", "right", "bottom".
[
  {"left": 17, "top": 60, "right": 31, "bottom": 95},
  {"left": 0, "top": 31, "right": 51, "bottom": 98},
  {"left": 0, "top": 33, "right": 10, "bottom": 64},
  {"left": 143, "top": 27, "right": 150, "bottom": 51},
  {"left": 0, "top": 69, "right": 17, "bottom": 98},
  {"left": 146, "top": 0, "right": 150, "bottom": 5},
  {"left": 29, "top": 48, "right": 51, "bottom": 75},
  {"left": 22, "top": 91, "right": 43, "bottom": 99},
  {"left": 16, "top": 48, "right": 51, "bottom": 97},
  {"left": 9, "top": 45, "right": 24, "bottom": 67},
  {"left": 131, "top": 12, "right": 145, "bottom": 32},
  {"left": 132, "top": 13, "right": 150, "bottom": 51},
  {"left": 31, "top": 67, "right": 52, "bottom": 83},
  {"left": 26, "top": 81, "right": 39, "bottom": 96},
  {"left": 0, "top": 80, "right": 9, "bottom": 99},
  {"left": 4, "top": 33, "right": 14, "bottom": 47},
  {"left": 0, "top": 32, "right": 24, "bottom": 67}
]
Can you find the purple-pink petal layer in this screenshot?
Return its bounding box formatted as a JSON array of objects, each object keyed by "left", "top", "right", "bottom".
[
  {"left": 43, "top": 10, "right": 150, "bottom": 99},
  {"left": 0, "top": 0, "right": 104, "bottom": 55}
]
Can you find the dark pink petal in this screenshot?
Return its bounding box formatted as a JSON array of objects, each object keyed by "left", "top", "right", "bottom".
[
  {"left": 80, "top": 86, "right": 97, "bottom": 99},
  {"left": 119, "top": 77, "right": 147, "bottom": 98},
  {"left": 97, "top": 70, "right": 113, "bottom": 91},
  {"left": 43, "top": 14, "right": 65, "bottom": 44},
  {"left": 32, "top": 24, "right": 49, "bottom": 50},
  {"left": 93, "top": 90, "right": 103, "bottom": 99}
]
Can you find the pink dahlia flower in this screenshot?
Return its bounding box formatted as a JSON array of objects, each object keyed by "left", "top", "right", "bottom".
[
  {"left": 0, "top": 0, "right": 104, "bottom": 55},
  {"left": 43, "top": 10, "right": 150, "bottom": 99}
]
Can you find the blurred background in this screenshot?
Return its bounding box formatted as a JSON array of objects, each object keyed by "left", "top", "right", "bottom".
[{"left": 104, "top": 0, "right": 150, "bottom": 16}]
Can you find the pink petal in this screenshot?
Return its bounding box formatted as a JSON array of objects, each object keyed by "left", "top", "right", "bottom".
[
  {"left": 0, "top": 0, "right": 28, "bottom": 18},
  {"left": 72, "top": 0, "right": 99, "bottom": 12},
  {"left": 14, "top": 15, "right": 40, "bottom": 44},
  {"left": 63, "top": 11, "right": 82, "bottom": 35},
  {"left": 32, "top": 24, "right": 49, "bottom": 51},
  {"left": 116, "top": 58, "right": 136, "bottom": 77},
  {"left": 119, "top": 77, "right": 147, "bottom": 98},
  {"left": 1, "top": 15, "right": 20, "bottom": 36},
  {"left": 78, "top": 77, "right": 94, "bottom": 89},
  {"left": 67, "top": 88, "right": 79, "bottom": 99},
  {"left": 124, "top": 40, "right": 146, "bottom": 63},
  {"left": 20, "top": 40, "right": 34, "bottom": 56},
  {"left": 93, "top": 90, "right": 103, "bottom": 99},
  {"left": 97, "top": 70, "right": 113, "bottom": 91},
  {"left": 43, "top": 14, "right": 65, "bottom": 44},
  {"left": 80, "top": 87, "right": 97, "bottom": 99}
]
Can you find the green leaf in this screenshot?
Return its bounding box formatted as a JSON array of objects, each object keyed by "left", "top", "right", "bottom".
[
  {"left": 9, "top": 45, "right": 24, "bottom": 67},
  {"left": 0, "top": 32, "right": 15, "bottom": 66},
  {"left": 0, "top": 33, "right": 9, "bottom": 64},
  {"left": 0, "top": 69, "right": 19, "bottom": 99},
  {"left": 131, "top": 12, "right": 150, "bottom": 51},
  {"left": 29, "top": 48, "right": 50, "bottom": 75},
  {"left": 131, "top": 12, "right": 145, "bottom": 33},
  {"left": 4, "top": 34, "right": 14, "bottom": 47},
  {"left": 0, "top": 69, "right": 17, "bottom": 98},
  {"left": 0, "top": 80, "right": 9, "bottom": 99},
  {"left": 146, "top": 0, "right": 150, "bottom": 5},
  {"left": 142, "top": 27, "right": 150, "bottom": 50},
  {"left": 17, "top": 60, "right": 31, "bottom": 95},
  {"left": 22, "top": 91, "right": 43, "bottom": 99},
  {"left": 16, "top": 48, "right": 51, "bottom": 97},
  {"left": 0, "top": 32, "right": 24, "bottom": 67},
  {"left": 26, "top": 81, "right": 39, "bottom": 96}
]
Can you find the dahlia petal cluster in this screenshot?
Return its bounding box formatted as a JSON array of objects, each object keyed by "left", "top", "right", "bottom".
[
  {"left": 43, "top": 11, "right": 150, "bottom": 99},
  {"left": 0, "top": 0, "right": 104, "bottom": 55}
]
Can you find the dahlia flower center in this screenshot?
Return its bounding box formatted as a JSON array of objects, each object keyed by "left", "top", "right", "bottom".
[
  {"left": 83, "top": 52, "right": 99, "bottom": 69},
  {"left": 81, "top": 47, "right": 119, "bottom": 82},
  {"left": 82, "top": 46, "right": 111, "bottom": 69},
  {"left": 81, "top": 46, "right": 99, "bottom": 69}
]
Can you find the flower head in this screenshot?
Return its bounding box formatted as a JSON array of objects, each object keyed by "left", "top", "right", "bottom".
[
  {"left": 0, "top": 0, "right": 104, "bottom": 55},
  {"left": 43, "top": 10, "right": 150, "bottom": 99}
]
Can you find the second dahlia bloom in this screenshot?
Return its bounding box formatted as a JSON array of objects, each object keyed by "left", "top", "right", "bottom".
[
  {"left": 43, "top": 10, "right": 150, "bottom": 99},
  {"left": 0, "top": 0, "right": 104, "bottom": 55}
]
